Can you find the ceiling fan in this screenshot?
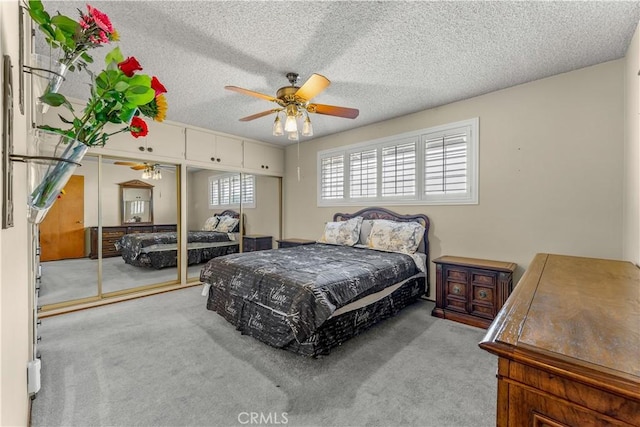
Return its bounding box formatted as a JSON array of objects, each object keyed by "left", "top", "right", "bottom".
[
  {"left": 225, "top": 72, "right": 359, "bottom": 139},
  {"left": 114, "top": 161, "right": 173, "bottom": 180}
]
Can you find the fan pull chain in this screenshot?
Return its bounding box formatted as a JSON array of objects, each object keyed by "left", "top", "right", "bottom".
[{"left": 297, "top": 140, "right": 301, "bottom": 182}]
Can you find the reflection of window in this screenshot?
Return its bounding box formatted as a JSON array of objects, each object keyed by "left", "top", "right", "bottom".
[
  {"left": 129, "top": 200, "right": 145, "bottom": 215},
  {"left": 209, "top": 174, "right": 255, "bottom": 208}
]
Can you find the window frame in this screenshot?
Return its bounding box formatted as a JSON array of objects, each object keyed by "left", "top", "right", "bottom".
[{"left": 317, "top": 118, "right": 479, "bottom": 206}]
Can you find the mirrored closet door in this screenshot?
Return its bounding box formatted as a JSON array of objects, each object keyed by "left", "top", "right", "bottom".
[
  {"left": 99, "top": 157, "right": 180, "bottom": 296},
  {"left": 37, "top": 155, "right": 100, "bottom": 306},
  {"left": 185, "top": 168, "right": 282, "bottom": 282},
  {"left": 38, "top": 155, "right": 180, "bottom": 310}
]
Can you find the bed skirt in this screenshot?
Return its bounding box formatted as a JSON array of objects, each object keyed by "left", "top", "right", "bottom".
[
  {"left": 207, "top": 275, "right": 426, "bottom": 357},
  {"left": 129, "top": 244, "right": 239, "bottom": 269}
]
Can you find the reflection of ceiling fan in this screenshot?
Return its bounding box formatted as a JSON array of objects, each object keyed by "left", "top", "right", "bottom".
[
  {"left": 114, "top": 161, "right": 172, "bottom": 180},
  {"left": 225, "top": 72, "right": 359, "bottom": 139}
]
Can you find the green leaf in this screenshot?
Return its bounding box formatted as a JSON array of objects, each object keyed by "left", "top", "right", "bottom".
[
  {"left": 37, "top": 23, "right": 56, "bottom": 41},
  {"left": 128, "top": 74, "right": 151, "bottom": 87},
  {"left": 114, "top": 81, "right": 129, "bottom": 92},
  {"left": 81, "top": 52, "right": 94, "bottom": 64},
  {"left": 105, "top": 47, "right": 124, "bottom": 66},
  {"left": 39, "top": 92, "right": 71, "bottom": 109},
  {"left": 58, "top": 114, "right": 74, "bottom": 124},
  {"left": 53, "top": 27, "right": 66, "bottom": 43},
  {"left": 50, "top": 15, "right": 78, "bottom": 36},
  {"left": 124, "top": 86, "right": 154, "bottom": 106}
]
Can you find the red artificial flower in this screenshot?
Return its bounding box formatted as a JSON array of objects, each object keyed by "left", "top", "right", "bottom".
[
  {"left": 150, "top": 76, "right": 167, "bottom": 97},
  {"left": 87, "top": 5, "right": 114, "bottom": 33},
  {"left": 118, "top": 57, "right": 143, "bottom": 77},
  {"left": 129, "top": 117, "right": 148, "bottom": 138}
]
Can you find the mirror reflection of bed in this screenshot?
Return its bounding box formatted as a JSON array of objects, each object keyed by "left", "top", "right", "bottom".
[
  {"left": 186, "top": 167, "right": 281, "bottom": 282},
  {"left": 37, "top": 156, "right": 180, "bottom": 307},
  {"left": 37, "top": 158, "right": 282, "bottom": 309}
]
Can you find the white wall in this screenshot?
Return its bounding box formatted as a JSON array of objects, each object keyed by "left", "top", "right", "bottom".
[
  {"left": 284, "top": 60, "right": 625, "bottom": 298},
  {"left": 623, "top": 22, "right": 640, "bottom": 265},
  {"left": 1, "top": 1, "right": 31, "bottom": 424}
]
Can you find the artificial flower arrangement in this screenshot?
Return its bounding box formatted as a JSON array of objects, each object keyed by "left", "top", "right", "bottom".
[
  {"left": 38, "top": 46, "right": 168, "bottom": 145},
  {"left": 23, "top": 0, "right": 169, "bottom": 222}
]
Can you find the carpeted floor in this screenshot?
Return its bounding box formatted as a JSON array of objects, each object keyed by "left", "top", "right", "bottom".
[
  {"left": 39, "top": 257, "right": 205, "bottom": 306},
  {"left": 31, "top": 286, "right": 497, "bottom": 427}
]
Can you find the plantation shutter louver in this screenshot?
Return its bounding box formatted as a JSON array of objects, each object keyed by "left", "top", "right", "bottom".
[
  {"left": 241, "top": 175, "right": 255, "bottom": 204},
  {"left": 349, "top": 149, "right": 377, "bottom": 198},
  {"left": 382, "top": 141, "right": 416, "bottom": 197},
  {"left": 321, "top": 154, "right": 344, "bottom": 200},
  {"left": 424, "top": 129, "right": 468, "bottom": 195}
]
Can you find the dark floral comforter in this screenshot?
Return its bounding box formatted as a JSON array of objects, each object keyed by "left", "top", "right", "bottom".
[
  {"left": 201, "top": 243, "right": 423, "bottom": 347},
  {"left": 115, "top": 231, "right": 234, "bottom": 265}
]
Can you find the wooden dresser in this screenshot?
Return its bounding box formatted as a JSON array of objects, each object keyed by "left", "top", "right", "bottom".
[
  {"left": 432, "top": 256, "right": 517, "bottom": 328},
  {"left": 89, "top": 224, "right": 177, "bottom": 259},
  {"left": 479, "top": 253, "right": 640, "bottom": 426},
  {"left": 276, "top": 238, "right": 316, "bottom": 249}
]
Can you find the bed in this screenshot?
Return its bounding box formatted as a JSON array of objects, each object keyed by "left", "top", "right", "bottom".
[
  {"left": 200, "top": 207, "right": 430, "bottom": 357},
  {"left": 115, "top": 210, "right": 241, "bottom": 269}
]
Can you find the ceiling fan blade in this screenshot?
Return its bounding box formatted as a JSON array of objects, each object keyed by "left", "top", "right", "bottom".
[
  {"left": 225, "top": 86, "right": 276, "bottom": 102},
  {"left": 308, "top": 103, "right": 359, "bottom": 119},
  {"left": 114, "top": 161, "right": 140, "bottom": 166},
  {"left": 131, "top": 165, "right": 147, "bottom": 170},
  {"left": 295, "top": 74, "right": 330, "bottom": 101},
  {"left": 239, "top": 109, "right": 279, "bottom": 122}
]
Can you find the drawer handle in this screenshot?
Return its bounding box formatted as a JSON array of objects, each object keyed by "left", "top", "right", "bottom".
[
  {"left": 138, "top": 146, "right": 145, "bottom": 151},
  {"left": 147, "top": 147, "right": 153, "bottom": 152},
  {"left": 479, "top": 290, "right": 488, "bottom": 298},
  {"left": 452, "top": 285, "right": 461, "bottom": 295}
]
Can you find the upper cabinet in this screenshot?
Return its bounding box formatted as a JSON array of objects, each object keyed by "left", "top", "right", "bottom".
[
  {"left": 243, "top": 141, "right": 284, "bottom": 176},
  {"left": 185, "top": 128, "right": 243, "bottom": 168},
  {"left": 90, "top": 121, "right": 185, "bottom": 159}
]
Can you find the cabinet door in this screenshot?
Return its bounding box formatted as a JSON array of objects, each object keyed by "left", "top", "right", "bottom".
[
  {"left": 185, "top": 129, "right": 243, "bottom": 168},
  {"left": 443, "top": 266, "right": 468, "bottom": 313},
  {"left": 185, "top": 128, "right": 216, "bottom": 161},
  {"left": 243, "top": 141, "right": 284, "bottom": 175},
  {"left": 144, "top": 121, "right": 185, "bottom": 158},
  {"left": 469, "top": 269, "right": 497, "bottom": 319},
  {"left": 215, "top": 135, "right": 243, "bottom": 168},
  {"left": 89, "top": 121, "right": 184, "bottom": 159}
]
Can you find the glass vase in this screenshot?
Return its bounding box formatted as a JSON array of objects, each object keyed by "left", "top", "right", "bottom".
[
  {"left": 27, "top": 130, "right": 89, "bottom": 224},
  {"left": 32, "top": 54, "right": 82, "bottom": 114}
]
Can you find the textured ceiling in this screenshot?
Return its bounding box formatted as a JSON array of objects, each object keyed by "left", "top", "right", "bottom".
[{"left": 35, "top": 1, "right": 640, "bottom": 146}]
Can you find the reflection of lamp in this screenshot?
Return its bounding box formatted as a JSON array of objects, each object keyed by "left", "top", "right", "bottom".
[{"left": 141, "top": 164, "right": 161, "bottom": 180}]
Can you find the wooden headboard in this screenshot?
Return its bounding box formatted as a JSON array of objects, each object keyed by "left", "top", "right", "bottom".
[{"left": 334, "top": 207, "right": 431, "bottom": 286}]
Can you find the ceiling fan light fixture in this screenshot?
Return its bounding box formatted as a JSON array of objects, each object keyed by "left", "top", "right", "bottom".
[
  {"left": 272, "top": 114, "right": 284, "bottom": 136},
  {"left": 284, "top": 105, "right": 298, "bottom": 132},
  {"left": 288, "top": 131, "right": 299, "bottom": 141},
  {"left": 302, "top": 115, "right": 313, "bottom": 137}
]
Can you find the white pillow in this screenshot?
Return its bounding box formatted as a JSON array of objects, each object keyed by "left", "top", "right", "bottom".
[
  {"left": 202, "top": 216, "right": 219, "bottom": 231},
  {"left": 215, "top": 216, "right": 239, "bottom": 232},
  {"left": 358, "top": 219, "right": 375, "bottom": 245},
  {"left": 317, "top": 216, "right": 363, "bottom": 246},
  {"left": 368, "top": 220, "right": 425, "bottom": 254}
]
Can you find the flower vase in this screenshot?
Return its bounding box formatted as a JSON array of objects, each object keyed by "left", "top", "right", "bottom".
[
  {"left": 32, "top": 54, "right": 80, "bottom": 114},
  {"left": 27, "top": 130, "right": 89, "bottom": 224}
]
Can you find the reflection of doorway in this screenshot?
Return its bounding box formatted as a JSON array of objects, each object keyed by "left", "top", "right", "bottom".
[{"left": 40, "top": 175, "right": 85, "bottom": 261}]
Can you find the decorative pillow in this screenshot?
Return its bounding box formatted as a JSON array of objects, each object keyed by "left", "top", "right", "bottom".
[
  {"left": 202, "top": 216, "right": 219, "bottom": 231},
  {"left": 368, "top": 220, "right": 425, "bottom": 254},
  {"left": 317, "top": 216, "right": 363, "bottom": 246},
  {"left": 215, "top": 216, "right": 239, "bottom": 233},
  {"left": 358, "top": 219, "right": 375, "bottom": 245}
]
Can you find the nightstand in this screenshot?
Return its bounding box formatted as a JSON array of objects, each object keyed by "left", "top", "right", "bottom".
[
  {"left": 432, "top": 256, "right": 517, "bottom": 329},
  {"left": 276, "top": 238, "right": 316, "bottom": 249},
  {"left": 243, "top": 234, "right": 273, "bottom": 252}
]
